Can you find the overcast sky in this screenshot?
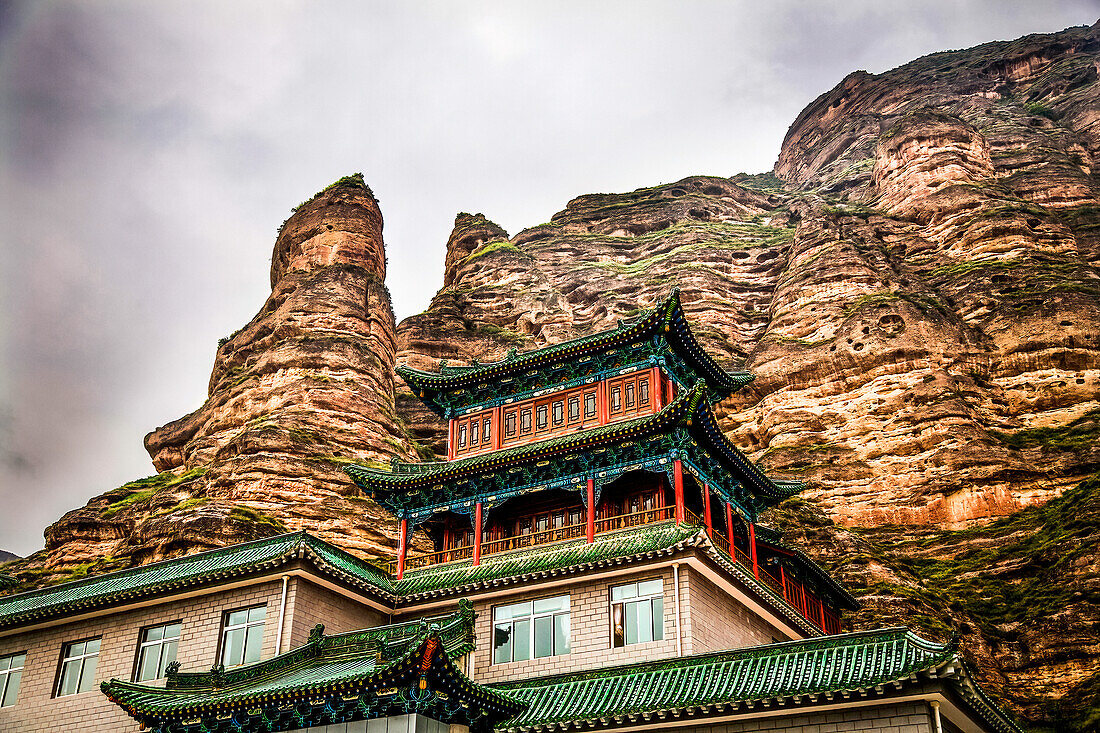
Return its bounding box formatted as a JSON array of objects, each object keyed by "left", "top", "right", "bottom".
[{"left": 1, "top": 1, "right": 1095, "bottom": 557}]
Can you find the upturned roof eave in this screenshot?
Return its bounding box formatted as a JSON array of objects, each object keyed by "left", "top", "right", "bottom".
[{"left": 396, "top": 290, "right": 755, "bottom": 411}]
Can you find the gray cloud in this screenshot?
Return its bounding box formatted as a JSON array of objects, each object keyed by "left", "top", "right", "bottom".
[{"left": 1, "top": 0, "right": 1095, "bottom": 556}]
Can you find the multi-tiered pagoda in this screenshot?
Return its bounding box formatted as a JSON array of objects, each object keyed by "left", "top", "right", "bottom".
[{"left": 348, "top": 290, "right": 852, "bottom": 635}]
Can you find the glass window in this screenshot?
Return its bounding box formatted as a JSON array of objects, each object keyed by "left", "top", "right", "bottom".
[
  {"left": 584, "top": 392, "right": 597, "bottom": 418},
  {"left": 57, "top": 638, "right": 100, "bottom": 696},
  {"left": 610, "top": 385, "right": 622, "bottom": 412},
  {"left": 552, "top": 401, "right": 564, "bottom": 426},
  {"left": 520, "top": 408, "right": 532, "bottom": 434},
  {"left": 568, "top": 395, "right": 580, "bottom": 422},
  {"left": 625, "top": 383, "right": 635, "bottom": 409},
  {"left": 469, "top": 420, "right": 479, "bottom": 446},
  {"left": 639, "top": 378, "right": 650, "bottom": 406},
  {"left": 0, "top": 652, "right": 25, "bottom": 707},
  {"left": 483, "top": 418, "right": 492, "bottom": 444},
  {"left": 505, "top": 410, "right": 517, "bottom": 438},
  {"left": 221, "top": 605, "right": 266, "bottom": 667},
  {"left": 458, "top": 424, "right": 468, "bottom": 449},
  {"left": 493, "top": 595, "right": 569, "bottom": 664},
  {"left": 135, "top": 622, "right": 181, "bottom": 682},
  {"left": 536, "top": 404, "right": 548, "bottom": 430},
  {"left": 611, "top": 579, "right": 664, "bottom": 647}
]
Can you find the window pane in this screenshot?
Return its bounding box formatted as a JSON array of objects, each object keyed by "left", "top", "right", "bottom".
[
  {"left": 11, "top": 655, "right": 24, "bottom": 669},
  {"left": 223, "top": 627, "right": 245, "bottom": 666},
  {"left": 536, "top": 405, "right": 547, "bottom": 430},
  {"left": 248, "top": 606, "right": 266, "bottom": 623},
  {"left": 554, "top": 613, "right": 570, "bottom": 655},
  {"left": 77, "top": 655, "right": 98, "bottom": 693},
  {"left": 638, "top": 579, "right": 662, "bottom": 596},
  {"left": 639, "top": 379, "right": 649, "bottom": 405},
  {"left": 59, "top": 660, "right": 80, "bottom": 696},
  {"left": 625, "top": 384, "right": 635, "bottom": 409},
  {"left": 0, "top": 656, "right": 9, "bottom": 672},
  {"left": 68, "top": 641, "right": 86, "bottom": 657},
  {"left": 144, "top": 625, "right": 163, "bottom": 642},
  {"left": 651, "top": 597, "right": 664, "bottom": 641},
  {"left": 505, "top": 412, "right": 516, "bottom": 437},
  {"left": 612, "top": 583, "right": 637, "bottom": 601},
  {"left": 568, "top": 397, "right": 580, "bottom": 421},
  {"left": 469, "top": 422, "right": 478, "bottom": 445},
  {"left": 610, "top": 386, "right": 621, "bottom": 411},
  {"left": 533, "top": 616, "right": 553, "bottom": 658},
  {"left": 533, "top": 596, "right": 567, "bottom": 614},
  {"left": 137, "top": 646, "right": 160, "bottom": 682},
  {"left": 552, "top": 401, "right": 563, "bottom": 425},
  {"left": 228, "top": 609, "right": 249, "bottom": 626},
  {"left": 163, "top": 623, "right": 181, "bottom": 640},
  {"left": 625, "top": 601, "right": 640, "bottom": 645},
  {"left": 243, "top": 622, "right": 265, "bottom": 664},
  {"left": 161, "top": 640, "right": 179, "bottom": 675},
  {"left": 85, "top": 638, "right": 100, "bottom": 654},
  {"left": 493, "top": 623, "right": 512, "bottom": 664},
  {"left": 483, "top": 420, "right": 491, "bottom": 443},
  {"left": 458, "top": 424, "right": 467, "bottom": 448},
  {"left": 520, "top": 409, "right": 531, "bottom": 433},
  {"left": 612, "top": 603, "right": 625, "bottom": 648},
  {"left": 2, "top": 670, "right": 20, "bottom": 706},
  {"left": 636, "top": 600, "right": 654, "bottom": 643},
  {"left": 584, "top": 393, "right": 596, "bottom": 417},
  {"left": 512, "top": 619, "right": 531, "bottom": 662}
]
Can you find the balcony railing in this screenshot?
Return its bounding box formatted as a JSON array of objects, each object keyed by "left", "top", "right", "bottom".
[{"left": 401, "top": 505, "right": 840, "bottom": 634}]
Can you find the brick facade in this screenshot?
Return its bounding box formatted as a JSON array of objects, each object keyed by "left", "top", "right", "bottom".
[
  {"left": 678, "top": 701, "right": 935, "bottom": 733},
  {"left": 284, "top": 577, "right": 387, "bottom": 651},
  {"left": 681, "top": 568, "right": 787, "bottom": 653}
]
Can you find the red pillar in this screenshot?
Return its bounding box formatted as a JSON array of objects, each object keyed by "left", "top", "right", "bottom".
[
  {"left": 748, "top": 521, "right": 759, "bottom": 579},
  {"left": 779, "top": 563, "right": 788, "bottom": 601},
  {"left": 650, "top": 367, "right": 663, "bottom": 412},
  {"left": 472, "top": 502, "right": 483, "bottom": 566},
  {"left": 702, "top": 483, "right": 713, "bottom": 538},
  {"left": 586, "top": 479, "right": 596, "bottom": 543},
  {"left": 598, "top": 381, "right": 609, "bottom": 425},
  {"left": 492, "top": 407, "right": 502, "bottom": 450},
  {"left": 725, "top": 502, "right": 735, "bottom": 555},
  {"left": 673, "top": 459, "right": 685, "bottom": 524},
  {"left": 396, "top": 518, "right": 408, "bottom": 579}
]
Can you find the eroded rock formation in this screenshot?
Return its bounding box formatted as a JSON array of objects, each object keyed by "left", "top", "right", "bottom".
[{"left": 17, "top": 175, "right": 416, "bottom": 578}]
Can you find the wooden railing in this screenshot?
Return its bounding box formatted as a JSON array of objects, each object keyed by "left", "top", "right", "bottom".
[{"left": 402, "top": 503, "right": 841, "bottom": 635}]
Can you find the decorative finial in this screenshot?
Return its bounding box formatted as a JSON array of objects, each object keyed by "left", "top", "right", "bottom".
[{"left": 309, "top": 623, "right": 325, "bottom": 644}]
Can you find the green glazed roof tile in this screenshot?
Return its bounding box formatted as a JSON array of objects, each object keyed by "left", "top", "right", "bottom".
[
  {"left": 398, "top": 290, "right": 753, "bottom": 408},
  {"left": 492, "top": 627, "right": 1020, "bottom": 733},
  {"left": 0, "top": 532, "right": 395, "bottom": 629}
]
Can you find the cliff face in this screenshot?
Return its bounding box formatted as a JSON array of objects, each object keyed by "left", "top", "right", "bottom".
[
  {"left": 392, "top": 23, "right": 1100, "bottom": 728},
  {"left": 4, "top": 20, "right": 1100, "bottom": 732},
  {"left": 20, "top": 176, "right": 415, "bottom": 578}
]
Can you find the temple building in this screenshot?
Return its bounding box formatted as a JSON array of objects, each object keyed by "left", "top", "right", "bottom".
[{"left": 0, "top": 291, "right": 1018, "bottom": 733}]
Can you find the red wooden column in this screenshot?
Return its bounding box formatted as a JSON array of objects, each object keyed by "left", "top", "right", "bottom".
[
  {"left": 702, "top": 483, "right": 713, "bottom": 538},
  {"left": 598, "top": 380, "right": 609, "bottom": 425},
  {"left": 447, "top": 419, "right": 457, "bottom": 460},
  {"left": 492, "top": 407, "right": 502, "bottom": 450},
  {"left": 472, "top": 502, "right": 483, "bottom": 566},
  {"left": 396, "top": 518, "right": 408, "bottom": 579},
  {"left": 650, "top": 367, "right": 663, "bottom": 412},
  {"left": 725, "top": 502, "right": 735, "bottom": 554},
  {"left": 586, "top": 479, "right": 596, "bottom": 543},
  {"left": 779, "top": 563, "right": 788, "bottom": 602},
  {"left": 748, "top": 521, "right": 759, "bottom": 579},
  {"left": 673, "top": 459, "right": 685, "bottom": 524}
]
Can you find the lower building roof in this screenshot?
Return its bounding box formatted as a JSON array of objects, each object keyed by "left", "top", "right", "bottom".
[
  {"left": 102, "top": 601, "right": 524, "bottom": 733},
  {"left": 491, "top": 627, "right": 1020, "bottom": 733}
]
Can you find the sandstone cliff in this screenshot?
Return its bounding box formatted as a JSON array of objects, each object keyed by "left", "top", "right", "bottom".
[{"left": 11, "top": 175, "right": 416, "bottom": 580}]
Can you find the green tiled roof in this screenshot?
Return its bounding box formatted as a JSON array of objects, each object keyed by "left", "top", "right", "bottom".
[
  {"left": 0, "top": 532, "right": 395, "bottom": 629},
  {"left": 492, "top": 627, "right": 1021, "bottom": 733},
  {"left": 396, "top": 522, "right": 698, "bottom": 597},
  {"left": 347, "top": 382, "right": 803, "bottom": 510},
  {"left": 398, "top": 290, "right": 754, "bottom": 408},
  {"left": 103, "top": 602, "right": 524, "bottom": 733}
]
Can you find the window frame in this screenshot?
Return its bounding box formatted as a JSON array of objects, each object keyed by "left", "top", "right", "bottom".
[
  {"left": 133, "top": 621, "right": 182, "bottom": 682},
  {"left": 219, "top": 604, "right": 267, "bottom": 668},
  {"left": 0, "top": 651, "right": 25, "bottom": 708},
  {"left": 610, "top": 578, "right": 664, "bottom": 648},
  {"left": 492, "top": 594, "right": 570, "bottom": 664},
  {"left": 56, "top": 636, "right": 101, "bottom": 697}
]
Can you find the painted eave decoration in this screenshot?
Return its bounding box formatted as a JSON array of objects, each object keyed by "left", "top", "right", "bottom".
[{"left": 397, "top": 289, "right": 754, "bottom": 417}]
